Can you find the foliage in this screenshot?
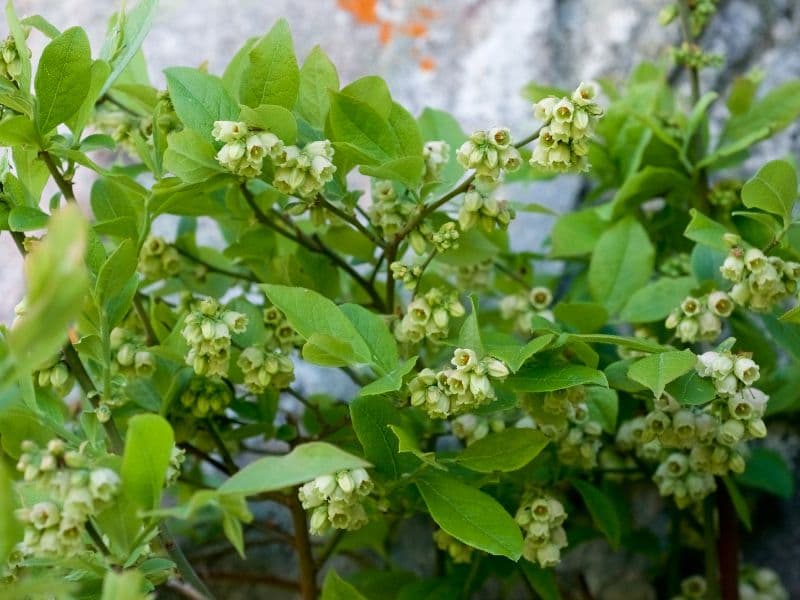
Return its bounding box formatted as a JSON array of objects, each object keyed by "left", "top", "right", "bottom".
[{"left": 0, "top": 1, "right": 797, "bottom": 599}]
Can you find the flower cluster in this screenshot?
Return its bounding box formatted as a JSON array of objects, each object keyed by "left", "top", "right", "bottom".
[
  {"left": 665, "top": 291, "right": 733, "bottom": 344},
  {"left": 367, "top": 180, "right": 417, "bottom": 239},
  {"left": 456, "top": 128, "right": 521, "bottom": 182},
  {"left": 451, "top": 413, "right": 505, "bottom": 446},
  {"left": 179, "top": 376, "right": 233, "bottom": 419},
  {"left": 721, "top": 247, "right": 800, "bottom": 312},
  {"left": 273, "top": 140, "right": 336, "bottom": 198},
  {"left": 433, "top": 529, "right": 473, "bottom": 564},
  {"left": 499, "top": 286, "right": 554, "bottom": 334},
  {"left": 616, "top": 349, "right": 767, "bottom": 507},
  {"left": 14, "top": 440, "right": 120, "bottom": 559},
  {"left": 213, "top": 120, "right": 285, "bottom": 177},
  {"left": 138, "top": 236, "right": 181, "bottom": 280},
  {"left": 263, "top": 305, "right": 304, "bottom": 353},
  {"left": 427, "top": 221, "right": 460, "bottom": 253},
  {"left": 34, "top": 355, "right": 73, "bottom": 395},
  {"left": 515, "top": 492, "right": 568, "bottom": 568},
  {"left": 0, "top": 34, "right": 27, "bottom": 83},
  {"left": 236, "top": 346, "right": 294, "bottom": 394},
  {"left": 521, "top": 387, "right": 604, "bottom": 470},
  {"left": 394, "top": 288, "right": 465, "bottom": 344},
  {"left": 298, "top": 468, "right": 373, "bottom": 536},
  {"left": 110, "top": 327, "right": 155, "bottom": 378},
  {"left": 407, "top": 349, "right": 509, "bottom": 419},
  {"left": 422, "top": 140, "right": 450, "bottom": 182},
  {"left": 165, "top": 445, "right": 186, "bottom": 487},
  {"left": 181, "top": 297, "right": 248, "bottom": 377},
  {"left": 530, "top": 82, "right": 603, "bottom": 173},
  {"left": 672, "top": 567, "right": 787, "bottom": 600},
  {"left": 455, "top": 259, "right": 494, "bottom": 291},
  {"left": 458, "top": 186, "right": 515, "bottom": 232}
]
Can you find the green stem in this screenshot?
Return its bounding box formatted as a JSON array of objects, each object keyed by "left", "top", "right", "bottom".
[
  {"left": 133, "top": 293, "right": 159, "bottom": 346},
  {"left": 160, "top": 525, "right": 215, "bottom": 600},
  {"left": 40, "top": 151, "right": 76, "bottom": 203},
  {"left": 677, "top": 0, "right": 701, "bottom": 105},
  {"left": 317, "top": 194, "right": 386, "bottom": 248}
]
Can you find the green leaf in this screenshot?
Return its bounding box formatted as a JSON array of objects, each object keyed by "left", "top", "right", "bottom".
[
  {"left": 620, "top": 277, "right": 697, "bottom": 323},
  {"left": 67, "top": 60, "right": 112, "bottom": 136},
  {"left": 8, "top": 205, "right": 48, "bottom": 231},
  {"left": 121, "top": 414, "right": 174, "bottom": 511},
  {"left": 238, "top": 104, "right": 297, "bottom": 144},
  {"left": 165, "top": 67, "right": 239, "bottom": 138},
  {"left": 587, "top": 387, "right": 618, "bottom": 434},
  {"left": 627, "top": 350, "right": 696, "bottom": 398},
  {"left": 321, "top": 570, "right": 367, "bottom": 600},
  {"left": 8, "top": 205, "right": 88, "bottom": 372},
  {"left": 295, "top": 45, "right": 339, "bottom": 130},
  {"left": 455, "top": 428, "right": 549, "bottom": 473},
  {"left": 0, "top": 115, "right": 37, "bottom": 146},
  {"left": 416, "top": 471, "right": 523, "bottom": 560},
  {"left": 553, "top": 303, "right": 608, "bottom": 333},
  {"left": 340, "top": 303, "right": 398, "bottom": 373},
  {"left": 349, "top": 396, "right": 402, "bottom": 478},
  {"left": 510, "top": 364, "right": 608, "bottom": 393},
  {"left": 588, "top": 217, "right": 654, "bottom": 314},
  {"left": 719, "top": 80, "right": 800, "bottom": 149},
  {"left": 34, "top": 26, "right": 93, "bottom": 133},
  {"left": 359, "top": 357, "right": 417, "bottom": 397},
  {"left": 0, "top": 462, "right": 22, "bottom": 564},
  {"left": 388, "top": 424, "right": 441, "bottom": 469},
  {"left": 568, "top": 333, "right": 672, "bottom": 354},
  {"left": 665, "top": 370, "right": 717, "bottom": 406},
  {"left": 519, "top": 562, "right": 561, "bottom": 600},
  {"left": 571, "top": 479, "right": 621, "bottom": 548},
  {"left": 550, "top": 208, "right": 606, "bottom": 258},
  {"left": 736, "top": 447, "right": 794, "bottom": 499},
  {"left": 328, "top": 92, "right": 399, "bottom": 164},
  {"left": 686, "top": 209, "right": 729, "bottom": 249},
  {"left": 457, "top": 297, "right": 484, "bottom": 355},
  {"left": 240, "top": 19, "right": 300, "bottom": 109},
  {"left": 100, "top": 570, "right": 150, "bottom": 600},
  {"left": 95, "top": 239, "right": 138, "bottom": 315},
  {"left": 740, "top": 159, "right": 797, "bottom": 224},
  {"left": 484, "top": 333, "right": 554, "bottom": 373},
  {"left": 263, "top": 284, "right": 372, "bottom": 366},
  {"left": 360, "top": 156, "right": 424, "bottom": 190},
  {"left": 218, "top": 442, "right": 370, "bottom": 496},
  {"left": 98, "top": 0, "right": 158, "bottom": 96},
  {"left": 164, "top": 129, "right": 225, "bottom": 183}
]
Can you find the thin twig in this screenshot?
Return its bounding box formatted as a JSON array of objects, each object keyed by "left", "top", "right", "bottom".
[
  {"left": 288, "top": 492, "right": 317, "bottom": 600},
  {"left": 317, "top": 195, "right": 385, "bottom": 248},
  {"left": 133, "top": 294, "right": 158, "bottom": 345},
  {"left": 39, "top": 151, "right": 76, "bottom": 203},
  {"left": 165, "top": 579, "right": 209, "bottom": 600},
  {"left": 174, "top": 246, "right": 260, "bottom": 283}
]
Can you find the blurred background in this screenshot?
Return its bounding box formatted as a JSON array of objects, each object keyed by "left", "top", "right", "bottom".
[{"left": 3, "top": 1, "right": 800, "bottom": 597}]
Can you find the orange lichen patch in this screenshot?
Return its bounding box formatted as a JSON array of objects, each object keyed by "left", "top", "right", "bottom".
[
  {"left": 336, "top": 0, "right": 440, "bottom": 69},
  {"left": 403, "top": 21, "right": 429, "bottom": 38},
  {"left": 337, "top": 0, "right": 379, "bottom": 24},
  {"left": 379, "top": 22, "right": 393, "bottom": 45},
  {"left": 419, "top": 56, "right": 436, "bottom": 71}
]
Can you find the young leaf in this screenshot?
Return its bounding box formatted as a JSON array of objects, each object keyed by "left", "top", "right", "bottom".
[
  {"left": 218, "top": 442, "right": 370, "bottom": 496},
  {"left": 510, "top": 364, "right": 608, "bottom": 393},
  {"left": 620, "top": 276, "right": 697, "bottom": 323},
  {"left": 416, "top": 471, "right": 523, "bottom": 560},
  {"left": 457, "top": 297, "right": 484, "bottom": 355},
  {"left": 121, "top": 414, "right": 175, "bottom": 511},
  {"left": 571, "top": 479, "right": 621, "bottom": 548},
  {"left": 34, "top": 26, "right": 93, "bottom": 134},
  {"left": 240, "top": 19, "right": 300, "bottom": 109},
  {"left": 340, "top": 303, "right": 398, "bottom": 373},
  {"left": 665, "top": 370, "right": 718, "bottom": 405},
  {"left": 741, "top": 159, "right": 797, "bottom": 225},
  {"left": 164, "top": 129, "right": 225, "bottom": 183},
  {"left": 239, "top": 104, "right": 297, "bottom": 144},
  {"left": 550, "top": 209, "right": 607, "bottom": 258},
  {"left": 295, "top": 45, "right": 339, "bottom": 130},
  {"left": 627, "top": 350, "right": 696, "bottom": 398},
  {"left": 588, "top": 217, "right": 654, "bottom": 314},
  {"left": 263, "top": 284, "right": 372, "bottom": 367},
  {"left": 321, "top": 570, "right": 367, "bottom": 600},
  {"left": 98, "top": 0, "right": 158, "bottom": 96},
  {"left": 358, "top": 356, "right": 417, "bottom": 397},
  {"left": 164, "top": 67, "right": 239, "bottom": 138},
  {"left": 5, "top": 0, "right": 32, "bottom": 92},
  {"left": 455, "top": 428, "right": 549, "bottom": 473}
]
